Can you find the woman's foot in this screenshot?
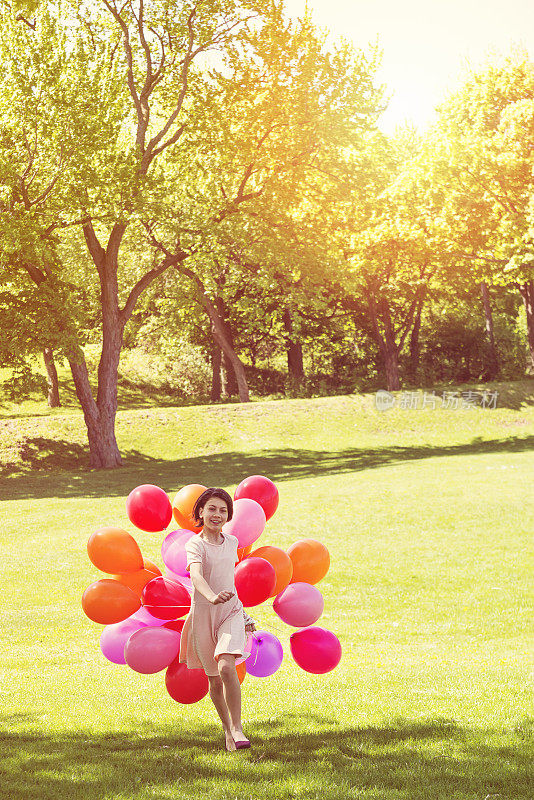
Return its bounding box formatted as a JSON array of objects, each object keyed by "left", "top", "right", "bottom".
[{"left": 225, "top": 731, "right": 236, "bottom": 752}]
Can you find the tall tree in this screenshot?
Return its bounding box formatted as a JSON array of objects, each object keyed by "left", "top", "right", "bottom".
[
  {"left": 0, "top": 1, "right": 264, "bottom": 466},
  {"left": 433, "top": 52, "right": 534, "bottom": 370}
]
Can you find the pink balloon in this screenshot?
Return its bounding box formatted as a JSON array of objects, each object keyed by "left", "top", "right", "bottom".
[
  {"left": 273, "top": 582, "right": 324, "bottom": 627},
  {"left": 131, "top": 606, "right": 168, "bottom": 626},
  {"left": 161, "top": 529, "right": 194, "bottom": 562},
  {"left": 222, "top": 498, "right": 266, "bottom": 548},
  {"left": 125, "top": 626, "right": 182, "bottom": 674},
  {"left": 163, "top": 539, "right": 191, "bottom": 576},
  {"left": 100, "top": 618, "right": 146, "bottom": 665},
  {"left": 236, "top": 633, "right": 253, "bottom": 666},
  {"left": 289, "top": 626, "right": 342, "bottom": 674}
]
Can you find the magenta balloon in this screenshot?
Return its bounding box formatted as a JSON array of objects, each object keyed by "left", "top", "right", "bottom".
[
  {"left": 100, "top": 618, "right": 146, "bottom": 665},
  {"left": 289, "top": 626, "right": 342, "bottom": 674},
  {"left": 125, "top": 626, "right": 182, "bottom": 674},
  {"left": 273, "top": 582, "right": 324, "bottom": 628},
  {"left": 245, "top": 630, "right": 283, "bottom": 677},
  {"left": 131, "top": 606, "right": 168, "bottom": 626},
  {"left": 161, "top": 529, "right": 194, "bottom": 562},
  {"left": 222, "top": 498, "right": 266, "bottom": 548}
]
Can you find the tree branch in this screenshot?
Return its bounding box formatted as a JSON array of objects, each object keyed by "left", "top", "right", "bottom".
[{"left": 120, "top": 251, "right": 187, "bottom": 323}]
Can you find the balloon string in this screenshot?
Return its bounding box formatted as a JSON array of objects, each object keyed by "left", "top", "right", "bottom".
[{"left": 249, "top": 633, "right": 260, "bottom": 668}]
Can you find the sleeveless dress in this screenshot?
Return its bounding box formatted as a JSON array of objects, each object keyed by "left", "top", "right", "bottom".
[{"left": 178, "top": 532, "right": 247, "bottom": 676}]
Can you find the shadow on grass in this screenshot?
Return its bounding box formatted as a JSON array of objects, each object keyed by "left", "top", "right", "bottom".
[
  {"left": 2, "top": 378, "right": 534, "bottom": 421},
  {"left": 0, "top": 714, "right": 531, "bottom": 800},
  {"left": 2, "top": 435, "right": 534, "bottom": 501},
  {"left": 0, "top": 376, "right": 210, "bottom": 419}
]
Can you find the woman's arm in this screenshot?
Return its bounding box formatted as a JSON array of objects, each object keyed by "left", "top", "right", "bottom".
[{"left": 189, "top": 562, "right": 234, "bottom": 605}]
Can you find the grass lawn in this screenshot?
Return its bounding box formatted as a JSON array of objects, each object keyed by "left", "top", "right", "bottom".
[{"left": 0, "top": 383, "right": 533, "bottom": 799}]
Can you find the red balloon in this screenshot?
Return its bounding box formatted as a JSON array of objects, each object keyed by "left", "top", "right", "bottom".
[
  {"left": 234, "top": 557, "right": 276, "bottom": 607},
  {"left": 126, "top": 484, "right": 172, "bottom": 532},
  {"left": 234, "top": 475, "right": 279, "bottom": 521},
  {"left": 289, "top": 626, "right": 342, "bottom": 674},
  {"left": 163, "top": 619, "right": 185, "bottom": 634},
  {"left": 141, "top": 576, "right": 191, "bottom": 620},
  {"left": 165, "top": 658, "right": 209, "bottom": 704}
]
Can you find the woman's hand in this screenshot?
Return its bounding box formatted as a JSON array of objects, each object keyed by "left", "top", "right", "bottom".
[
  {"left": 245, "top": 622, "right": 256, "bottom": 633},
  {"left": 211, "top": 590, "right": 234, "bottom": 605}
]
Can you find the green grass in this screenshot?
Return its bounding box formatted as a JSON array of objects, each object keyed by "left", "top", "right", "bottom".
[{"left": 0, "top": 384, "right": 533, "bottom": 799}]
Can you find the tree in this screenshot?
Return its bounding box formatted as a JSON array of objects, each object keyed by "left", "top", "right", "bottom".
[
  {"left": 0, "top": 1, "right": 265, "bottom": 466},
  {"left": 434, "top": 52, "right": 534, "bottom": 370},
  {"left": 332, "top": 129, "right": 450, "bottom": 390},
  {"left": 138, "top": 5, "right": 383, "bottom": 396}
]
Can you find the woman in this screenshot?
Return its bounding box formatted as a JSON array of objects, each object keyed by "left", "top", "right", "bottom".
[{"left": 179, "top": 487, "right": 256, "bottom": 751}]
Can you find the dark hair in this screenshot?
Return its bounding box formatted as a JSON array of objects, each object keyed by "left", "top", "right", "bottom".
[{"left": 192, "top": 488, "right": 233, "bottom": 526}]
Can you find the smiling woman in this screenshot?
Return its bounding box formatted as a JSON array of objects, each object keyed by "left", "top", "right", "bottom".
[{"left": 178, "top": 487, "right": 257, "bottom": 752}]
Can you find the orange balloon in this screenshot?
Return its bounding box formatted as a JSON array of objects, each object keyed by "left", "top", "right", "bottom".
[
  {"left": 236, "top": 661, "right": 247, "bottom": 684},
  {"left": 82, "top": 579, "right": 141, "bottom": 624},
  {"left": 287, "top": 539, "right": 330, "bottom": 585},
  {"left": 172, "top": 484, "right": 206, "bottom": 532},
  {"left": 87, "top": 527, "right": 143, "bottom": 574},
  {"left": 237, "top": 545, "right": 252, "bottom": 562},
  {"left": 112, "top": 558, "right": 162, "bottom": 598},
  {"left": 249, "top": 545, "right": 293, "bottom": 596}
]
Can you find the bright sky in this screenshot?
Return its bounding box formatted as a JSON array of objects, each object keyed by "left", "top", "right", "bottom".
[{"left": 283, "top": 0, "right": 534, "bottom": 132}]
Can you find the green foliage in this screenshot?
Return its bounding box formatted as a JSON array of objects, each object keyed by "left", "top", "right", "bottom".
[
  {"left": 0, "top": 4, "right": 533, "bottom": 412},
  {"left": 119, "top": 340, "right": 211, "bottom": 400},
  {"left": 433, "top": 51, "right": 534, "bottom": 284},
  {"left": 1, "top": 360, "right": 46, "bottom": 400}
]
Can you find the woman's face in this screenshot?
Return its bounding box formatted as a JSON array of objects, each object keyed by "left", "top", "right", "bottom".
[{"left": 200, "top": 497, "right": 229, "bottom": 531}]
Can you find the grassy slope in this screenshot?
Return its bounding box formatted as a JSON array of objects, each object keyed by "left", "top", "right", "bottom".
[{"left": 0, "top": 385, "right": 533, "bottom": 799}]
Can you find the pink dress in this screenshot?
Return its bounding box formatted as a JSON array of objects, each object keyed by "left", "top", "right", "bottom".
[{"left": 178, "top": 532, "right": 246, "bottom": 676}]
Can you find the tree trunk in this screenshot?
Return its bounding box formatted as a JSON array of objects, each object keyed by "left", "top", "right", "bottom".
[
  {"left": 43, "top": 347, "right": 61, "bottom": 407},
  {"left": 215, "top": 298, "right": 238, "bottom": 397},
  {"left": 283, "top": 308, "right": 305, "bottom": 388},
  {"left": 480, "top": 281, "right": 499, "bottom": 378},
  {"left": 518, "top": 280, "right": 534, "bottom": 372},
  {"left": 210, "top": 338, "right": 222, "bottom": 401},
  {"left": 202, "top": 296, "right": 250, "bottom": 402},
  {"left": 68, "top": 351, "right": 122, "bottom": 468},
  {"left": 409, "top": 295, "right": 424, "bottom": 383},
  {"left": 221, "top": 353, "right": 238, "bottom": 397},
  {"left": 383, "top": 338, "right": 401, "bottom": 391},
  {"left": 366, "top": 290, "right": 401, "bottom": 391}
]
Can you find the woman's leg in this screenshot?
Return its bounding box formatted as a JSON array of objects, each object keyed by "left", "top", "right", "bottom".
[
  {"left": 217, "top": 654, "right": 248, "bottom": 744},
  {"left": 207, "top": 675, "right": 236, "bottom": 751}
]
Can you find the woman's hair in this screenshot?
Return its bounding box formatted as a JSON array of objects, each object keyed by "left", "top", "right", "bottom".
[{"left": 192, "top": 487, "right": 233, "bottom": 526}]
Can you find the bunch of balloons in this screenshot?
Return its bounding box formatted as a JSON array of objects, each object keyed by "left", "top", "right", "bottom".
[{"left": 82, "top": 476, "right": 341, "bottom": 705}]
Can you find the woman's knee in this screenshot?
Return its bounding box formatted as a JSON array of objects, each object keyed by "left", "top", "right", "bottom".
[{"left": 217, "top": 658, "right": 236, "bottom": 682}]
